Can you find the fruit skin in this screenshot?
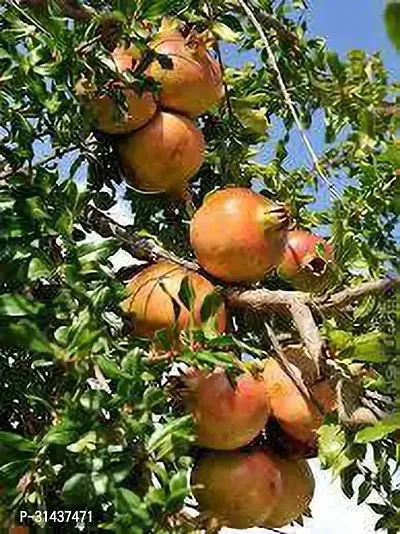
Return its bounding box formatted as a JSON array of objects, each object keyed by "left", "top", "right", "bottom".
[
  {"left": 147, "top": 30, "right": 224, "bottom": 118},
  {"left": 117, "top": 111, "right": 205, "bottom": 195},
  {"left": 262, "top": 455, "right": 315, "bottom": 528},
  {"left": 81, "top": 45, "right": 157, "bottom": 135},
  {"left": 262, "top": 347, "right": 336, "bottom": 446},
  {"left": 190, "top": 187, "right": 290, "bottom": 283},
  {"left": 191, "top": 450, "right": 283, "bottom": 529},
  {"left": 182, "top": 367, "right": 270, "bottom": 450},
  {"left": 120, "top": 261, "right": 226, "bottom": 338},
  {"left": 278, "top": 229, "right": 333, "bottom": 292}
]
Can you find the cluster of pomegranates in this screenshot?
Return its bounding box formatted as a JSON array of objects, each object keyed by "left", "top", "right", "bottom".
[
  {"left": 79, "top": 17, "right": 338, "bottom": 529},
  {"left": 120, "top": 257, "right": 339, "bottom": 528}
]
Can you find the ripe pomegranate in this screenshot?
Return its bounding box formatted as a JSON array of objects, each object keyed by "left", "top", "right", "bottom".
[
  {"left": 190, "top": 187, "right": 290, "bottom": 283},
  {"left": 262, "top": 455, "right": 315, "bottom": 528},
  {"left": 120, "top": 261, "right": 226, "bottom": 338},
  {"left": 182, "top": 367, "right": 270, "bottom": 450},
  {"left": 278, "top": 229, "right": 333, "bottom": 292},
  {"left": 117, "top": 111, "right": 205, "bottom": 195},
  {"left": 82, "top": 45, "right": 157, "bottom": 135},
  {"left": 263, "top": 348, "right": 336, "bottom": 446},
  {"left": 147, "top": 27, "right": 224, "bottom": 117},
  {"left": 191, "top": 450, "right": 283, "bottom": 529}
]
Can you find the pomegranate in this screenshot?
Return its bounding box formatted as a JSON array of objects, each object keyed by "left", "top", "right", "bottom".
[
  {"left": 190, "top": 187, "right": 290, "bottom": 283},
  {"left": 147, "top": 27, "right": 224, "bottom": 117},
  {"left": 182, "top": 367, "right": 270, "bottom": 450},
  {"left": 262, "top": 348, "right": 336, "bottom": 446},
  {"left": 262, "top": 455, "right": 315, "bottom": 528},
  {"left": 117, "top": 110, "right": 205, "bottom": 195},
  {"left": 82, "top": 44, "right": 157, "bottom": 135},
  {"left": 278, "top": 229, "right": 333, "bottom": 292},
  {"left": 120, "top": 261, "right": 226, "bottom": 338},
  {"left": 191, "top": 450, "right": 283, "bottom": 529}
]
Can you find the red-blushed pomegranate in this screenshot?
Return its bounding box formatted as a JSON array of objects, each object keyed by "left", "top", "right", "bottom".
[
  {"left": 191, "top": 450, "right": 283, "bottom": 529},
  {"left": 262, "top": 455, "right": 315, "bottom": 528},
  {"left": 190, "top": 187, "right": 290, "bottom": 283},
  {"left": 117, "top": 111, "right": 205, "bottom": 195},
  {"left": 262, "top": 349, "right": 336, "bottom": 447},
  {"left": 120, "top": 261, "right": 226, "bottom": 338},
  {"left": 182, "top": 367, "right": 270, "bottom": 450},
  {"left": 147, "top": 28, "right": 224, "bottom": 117},
  {"left": 79, "top": 44, "right": 157, "bottom": 135},
  {"left": 278, "top": 229, "right": 333, "bottom": 292}
]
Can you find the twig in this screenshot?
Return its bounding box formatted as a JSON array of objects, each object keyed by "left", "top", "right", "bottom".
[
  {"left": 19, "top": 0, "right": 94, "bottom": 20},
  {"left": 82, "top": 204, "right": 200, "bottom": 271},
  {"left": 236, "top": 0, "right": 341, "bottom": 201},
  {"left": 316, "top": 278, "right": 399, "bottom": 312}
]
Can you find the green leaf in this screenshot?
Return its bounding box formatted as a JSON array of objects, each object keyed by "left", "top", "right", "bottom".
[
  {"left": 200, "top": 291, "right": 223, "bottom": 323},
  {"left": 233, "top": 105, "right": 268, "bottom": 134},
  {"left": 167, "top": 470, "right": 190, "bottom": 511},
  {"left": 0, "top": 432, "right": 36, "bottom": 452},
  {"left": 2, "top": 321, "right": 55, "bottom": 354},
  {"left": 143, "top": 387, "right": 165, "bottom": 410},
  {"left": 80, "top": 390, "right": 102, "bottom": 412},
  {"left": 91, "top": 472, "right": 109, "bottom": 496},
  {"left": 0, "top": 191, "right": 15, "bottom": 212},
  {"left": 0, "top": 460, "right": 29, "bottom": 480},
  {"left": 384, "top": 1, "right": 400, "bottom": 51},
  {"left": 148, "top": 416, "right": 195, "bottom": 460},
  {"left": 77, "top": 239, "right": 119, "bottom": 264},
  {"left": 97, "top": 354, "right": 130, "bottom": 379},
  {"left": 355, "top": 413, "right": 400, "bottom": 443},
  {"left": 114, "top": 488, "right": 151, "bottom": 524},
  {"left": 318, "top": 424, "right": 354, "bottom": 475},
  {"left": 110, "top": 460, "right": 133, "bottom": 483},
  {"left": 177, "top": 276, "right": 195, "bottom": 312},
  {"left": 43, "top": 429, "right": 79, "bottom": 446},
  {"left": 352, "top": 332, "right": 388, "bottom": 363},
  {"left": 0, "top": 294, "right": 42, "bottom": 316},
  {"left": 212, "top": 22, "right": 240, "bottom": 43},
  {"left": 61, "top": 473, "right": 95, "bottom": 505},
  {"left": 67, "top": 431, "right": 99, "bottom": 453},
  {"left": 28, "top": 257, "right": 51, "bottom": 281},
  {"left": 340, "top": 464, "right": 359, "bottom": 499},
  {"left": 357, "top": 479, "right": 372, "bottom": 504}
]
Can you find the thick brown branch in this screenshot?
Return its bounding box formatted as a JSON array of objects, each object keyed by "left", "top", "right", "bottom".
[{"left": 227, "top": 289, "right": 324, "bottom": 373}]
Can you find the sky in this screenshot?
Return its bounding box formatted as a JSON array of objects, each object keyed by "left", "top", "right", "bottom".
[{"left": 221, "top": 2, "right": 398, "bottom": 533}]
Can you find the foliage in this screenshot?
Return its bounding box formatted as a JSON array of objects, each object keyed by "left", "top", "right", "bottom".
[{"left": 0, "top": 0, "right": 398, "bottom": 532}]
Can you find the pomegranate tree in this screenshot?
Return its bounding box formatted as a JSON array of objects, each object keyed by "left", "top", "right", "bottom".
[
  {"left": 117, "top": 111, "right": 205, "bottom": 195},
  {"left": 147, "top": 23, "right": 224, "bottom": 117},
  {"left": 182, "top": 367, "right": 269, "bottom": 450},
  {"left": 190, "top": 187, "right": 290, "bottom": 283},
  {"left": 121, "top": 261, "right": 226, "bottom": 338},
  {"left": 278, "top": 229, "right": 333, "bottom": 292}
]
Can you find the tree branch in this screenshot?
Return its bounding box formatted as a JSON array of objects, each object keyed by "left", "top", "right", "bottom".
[
  {"left": 82, "top": 204, "right": 200, "bottom": 271},
  {"left": 316, "top": 278, "right": 400, "bottom": 312},
  {"left": 81, "top": 207, "right": 398, "bottom": 378}
]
